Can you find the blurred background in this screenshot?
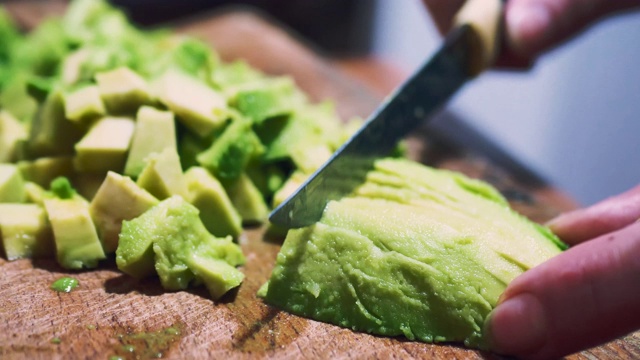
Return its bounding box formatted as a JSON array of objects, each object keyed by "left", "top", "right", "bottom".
[
  {"left": 32, "top": 0, "right": 640, "bottom": 206},
  {"left": 370, "top": 1, "right": 640, "bottom": 207}
]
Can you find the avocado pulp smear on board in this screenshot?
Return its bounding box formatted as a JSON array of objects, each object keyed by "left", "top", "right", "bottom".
[{"left": 261, "top": 158, "right": 566, "bottom": 349}]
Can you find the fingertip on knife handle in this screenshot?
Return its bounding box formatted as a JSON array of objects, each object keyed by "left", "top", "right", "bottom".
[{"left": 453, "top": 0, "right": 504, "bottom": 76}]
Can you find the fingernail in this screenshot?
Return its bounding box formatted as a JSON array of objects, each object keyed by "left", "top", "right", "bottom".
[
  {"left": 506, "top": 3, "right": 553, "bottom": 56},
  {"left": 485, "top": 293, "right": 547, "bottom": 356},
  {"left": 545, "top": 213, "right": 565, "bottom": 229},
  {"left": 546, "top": 211, "right": 577, "bottom": 232}
]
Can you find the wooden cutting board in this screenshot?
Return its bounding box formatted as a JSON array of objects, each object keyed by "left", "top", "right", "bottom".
[{"left": 2, "top": 3, "right": 639, "bottom": 359}]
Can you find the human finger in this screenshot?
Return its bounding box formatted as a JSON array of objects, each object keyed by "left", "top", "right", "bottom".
[
  {"left": 485, "top": 221, "right": 640, "bottom": 359},
  {"left": 421, "top": 0, "right": 467, "bottom": 34},
  {"left": 505, "top": 0, "right": 640, "bottom": 59},
  {"left": 547, "top": 184, "right": 640, "bottom": 246}
]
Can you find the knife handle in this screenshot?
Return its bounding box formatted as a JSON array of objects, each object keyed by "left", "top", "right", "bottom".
[{"left": 453, "top": 0, "right": 504, "bottom": 76}]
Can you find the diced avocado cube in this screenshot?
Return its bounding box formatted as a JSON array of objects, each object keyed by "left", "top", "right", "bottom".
[
  {"left": 74, "top": 116, "right": 135, "bottom": 174},
  {"left": 90, "top": 171, "right": 158, "bottom": 253},
  {"left": 223, "top": 173, "right": 269, "bottom": 225},
  {"left": 290, "top": 143, "right": 333, "bottom": 175},
  {"left": 187, "top": 254, "right": 244, "bottom": 300},
  {"left": 136, "top": 148, "right": 187, "bottom": 200},
  {"left": 196, "top": 117, "right": 264, "bottom": 180},
  {"left": 0, "top": 164, "right": 27, "bottom": 203},
  {"left": 154, "top": 70, "right": 227, "bottom": 137},
  {"left": 263, "top": 102, "right": 342, "bottom": 167},
  {"left": 61, "top": 48, "right": 89, "bottom": 85},
  {"left": 18, "top": 157, "right": 75, "bottom": 188},
  {"left": 192, "top": 234, "right": 245, "bottom": 268},
  {"left": 0, "top": 74, "right": 38, "bottom": 123},
  {"left": 177, "top": 131, "right": 212, "bottom": 171},
  {"left": 28, "top": 90, "right": 85, "bottom": 158},
  {"left": 211, "top": 60, "right": 264, "bottom": 89},
  {"left": 184, "top": 167, "right": 242, "bottom": 239},
  {"left": 272, "top": 171, "right": 309, "bottom": 208},
  {"left": 0, "top": 204, "right": 53, "bottom": 260},
  {"left": 117, "top": 196, "right": 244, "bottom": 296},
  {"left": 24, "top": 182, "right": 48, "bottom": 205},
  {"left": 116, "top": 217, "right": 157, "bottom": 279},
  {"left": 124, "top": 106, "right": 177, "bottom": 178},
  {"left": 245, "top": 160, "right": 286, "bottom": 202},
  {"left": 64, "top": 85, "right": 106, "bottom": 123},
  {"left": 231, "top": 77, "right": 302, "bottom": 124},
  {"left": 44, "top": 197, "right": 106, "bottom": 269},
  {"left": 95, "top": 67, "right": 150, "bottom": 114},
  {"left": 0, "top": 111, "right": 27, "bottom": 163}
]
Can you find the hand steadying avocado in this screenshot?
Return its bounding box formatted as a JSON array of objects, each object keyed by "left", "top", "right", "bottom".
[{"left": 423, "top": 1, "right": 640, "bottom": 358}]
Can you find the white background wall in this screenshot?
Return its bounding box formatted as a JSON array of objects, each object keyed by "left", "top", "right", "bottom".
[{"left": 371, "top": 0, "right": 640, "bottom": 206}]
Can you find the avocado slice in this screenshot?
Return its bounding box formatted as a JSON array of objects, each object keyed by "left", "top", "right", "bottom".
[
  {"left": 0, "top": 203, "right": 53, "bottom": 260},
  {"left": 263, "top": 102, "right": 342, "bottom": 167},
  {"left": 44, "top": 196, "right": 106, "bottom": 269},
  {"left": 154, "top": 69, "right": 228, "bottom": 137},
  {"left": 116, "top": 196, "right": 245, "bottom": 299},
  {"left": 136, "top": 147, "right": 187, "bottom": 200},
  {"left": 74, "top": 116, "right": 135, "bottom": 174},
  {"left": 89, "top": 171, "right": 158, "bottom": 253},
  {"left": 124, "top": 106, "right": 177, "bottom": 178},
  {"left": 24, "top": 181, "right": 48, "bottom": 205},
  {"left": 0, "top": 164, "right": 27, "bottom": 203},
  {"left": 95, "top": 66, "right": 150, "bottom": 114},
  {"left": 187, "top": 254, "right": 244, "bottom": 300},
  {"left": 262, "top": 158, "right": 566, "bottom": 349},
  {"left": 230, "top": 77, "right": 303, "bottom": 124},
  {"left": 63, "top": 85, "right": 106, "bottom": 123},
  {"left": 184, "top": 167, "right": 242, "bottom": 239}
]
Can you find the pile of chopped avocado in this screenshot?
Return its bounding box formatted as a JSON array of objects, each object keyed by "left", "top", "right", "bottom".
[
  {"left": 0, "top": 0, "right": 565, "bottom": 348},
  {"left": 260, "top": 158, "right": 566, "bottom": 349},
  {"left": 0, "top": 0, "right": 358, "bottom": 299}
]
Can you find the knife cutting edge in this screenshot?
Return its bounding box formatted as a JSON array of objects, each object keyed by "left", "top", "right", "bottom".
[{"left": 269, "top": 0, "right": 504, "bottom": 229}]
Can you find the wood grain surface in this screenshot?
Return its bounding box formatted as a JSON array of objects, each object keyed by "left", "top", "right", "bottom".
[{"left": 2, "top": 3, "right": 639, "bottom": 359}]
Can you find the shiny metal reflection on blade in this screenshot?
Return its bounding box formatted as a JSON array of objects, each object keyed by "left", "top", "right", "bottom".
[{"left": 269, "top": 25, "right": 478, "bottom": 229}]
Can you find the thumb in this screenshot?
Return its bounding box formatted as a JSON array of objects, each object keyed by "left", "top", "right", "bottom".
[
  {"left": 485, "top": 221, "right": 640, "bottom": 359},
  {"left": 505, "top": 0, "right": 640, "bottom": 59}
]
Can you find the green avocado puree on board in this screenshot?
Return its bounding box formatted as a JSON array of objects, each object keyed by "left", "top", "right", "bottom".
[{"left": 50, "top": 276, "right": 79, "bottom": 292}]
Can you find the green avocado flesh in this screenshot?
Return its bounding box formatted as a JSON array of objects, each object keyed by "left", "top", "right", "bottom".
[
  {"left": 50, "top": 276, "right": 79, "bottom": 292},
  {"left": 0, "top": 0, "right": 361, "bottom": 300},
  {"left": 262, "top": 158, "right": 566, "bottom": 349},
  {"left": 116, "top": 196, "right": 245, "bottom": 299}
]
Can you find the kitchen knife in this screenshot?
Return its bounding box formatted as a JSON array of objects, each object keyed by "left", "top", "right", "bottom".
[{"left": 269, "top": 0, "right": 504, "bottom": 229}]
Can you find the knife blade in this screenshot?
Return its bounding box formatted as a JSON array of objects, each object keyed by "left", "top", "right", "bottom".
[{"left": 269, "top": 0, "right": 503, "bottom": 229}]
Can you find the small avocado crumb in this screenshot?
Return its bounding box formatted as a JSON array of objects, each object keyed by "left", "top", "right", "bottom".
[
  {"left": 50, "top": 277, "right": 79, "bottom": 292},
  {"left": 49, "top": 177, "right": 76, "bottom": 199},
  {"left": 50, "top": 337, "right": 62, "bottom": 344},
  {"left": 111, "top": 324, "right": 183, "bottom": 360}
]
